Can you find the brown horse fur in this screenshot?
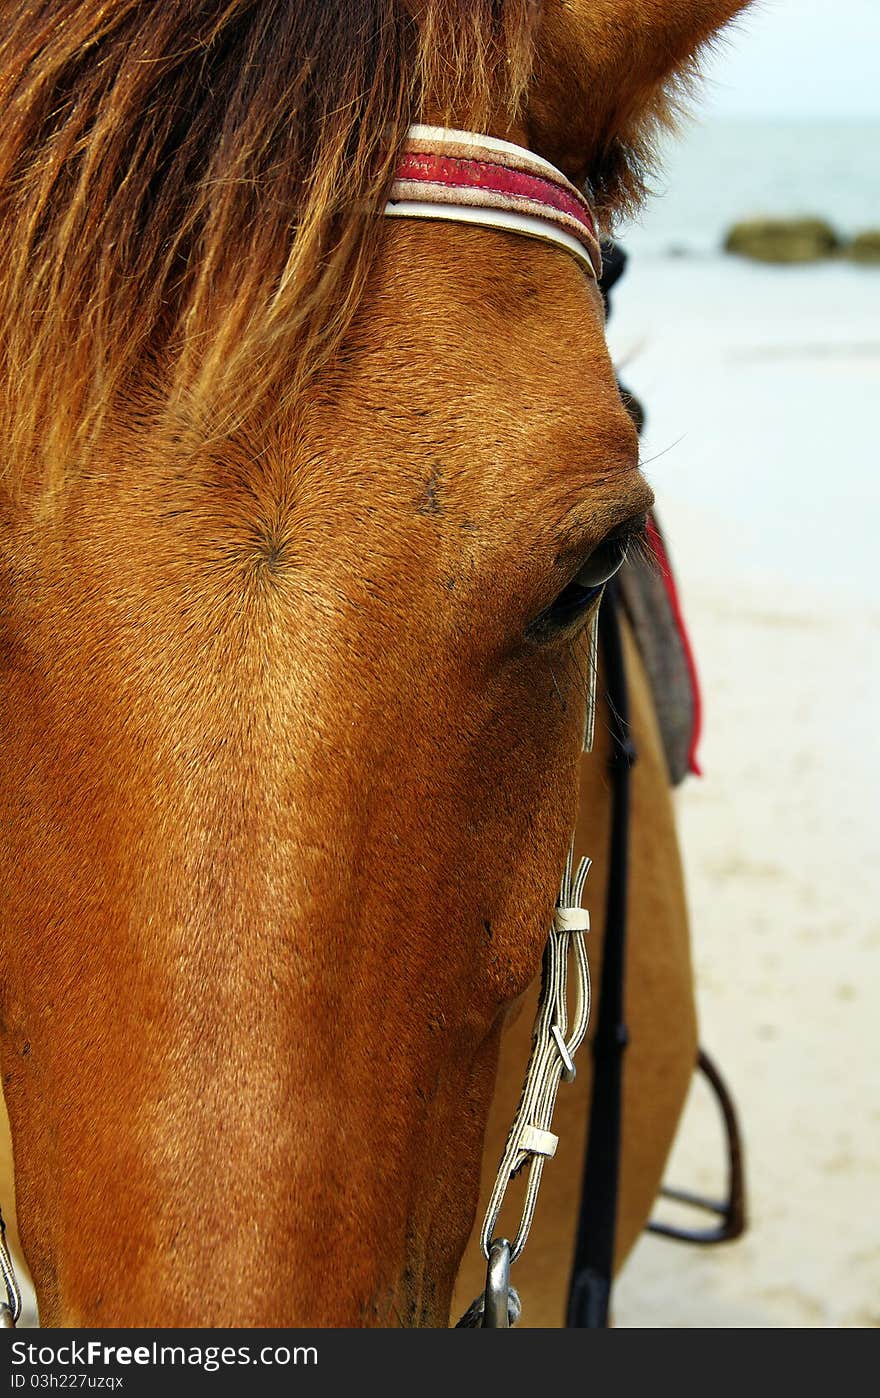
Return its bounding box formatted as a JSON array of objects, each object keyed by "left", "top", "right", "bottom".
[{"left": 0, "top": 1, "right": 750, "bottom": 1327}]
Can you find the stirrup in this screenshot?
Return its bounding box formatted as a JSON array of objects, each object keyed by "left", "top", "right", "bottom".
[{"left": 647, "top": 1048, "right": 746, "bottom": 1245}]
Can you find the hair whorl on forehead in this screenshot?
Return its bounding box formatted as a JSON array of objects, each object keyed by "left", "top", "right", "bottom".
[{"left": 0, "top": 1, "right": 539, "bottom": 490}]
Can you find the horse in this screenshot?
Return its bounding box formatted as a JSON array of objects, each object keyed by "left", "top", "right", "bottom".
[{"left": 0, "top": 1, "right": 751, "bottom": 1328}]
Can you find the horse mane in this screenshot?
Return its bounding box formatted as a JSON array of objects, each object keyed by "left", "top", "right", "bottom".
[{"left": 0, "top": 2, "right": 538, "bottom": 490}]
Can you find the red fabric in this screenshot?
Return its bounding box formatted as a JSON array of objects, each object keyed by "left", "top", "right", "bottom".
[
  {"left": 394, "top": 151, "right": 598, "bottom": 240},
  {"left": 645, "top": 517, "right": 704, "bottom": 777}
]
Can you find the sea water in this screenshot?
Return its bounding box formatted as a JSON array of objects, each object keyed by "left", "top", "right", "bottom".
[
  {"left": 616, "top": 117, "right": 880, "bottom": 257},
  {"left": 601, "top": 118, "right": 880, "bottom": 609}
]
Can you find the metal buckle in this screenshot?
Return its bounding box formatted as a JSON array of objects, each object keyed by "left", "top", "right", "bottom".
[{"left": 647, "top": 1049, "right": 746, "bottom": 1246}]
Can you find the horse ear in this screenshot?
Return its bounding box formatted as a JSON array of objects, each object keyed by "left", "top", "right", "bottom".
[{"left": 526, "top": 0, "right": 754, "bottom": 218}]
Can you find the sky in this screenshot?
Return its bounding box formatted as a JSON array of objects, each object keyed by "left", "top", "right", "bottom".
[{"left": 699, "top": 0, "right": 880, "bottom": 119}]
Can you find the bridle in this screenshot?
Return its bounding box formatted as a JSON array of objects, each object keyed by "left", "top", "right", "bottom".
[
  {"left": 0, "top": 125, "right": 604, "bottom": 1333},
  {"left": 385, "top": 124, "right": 606, "bottom": 1330}
]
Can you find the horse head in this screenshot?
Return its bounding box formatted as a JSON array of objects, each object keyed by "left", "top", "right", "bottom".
[{"left": 0, "top": 0, "right": 749, "bottom": 1327}]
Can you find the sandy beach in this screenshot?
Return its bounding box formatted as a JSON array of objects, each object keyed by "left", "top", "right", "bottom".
[{"left": 606, "top": 253, "right": 880, "bottom": 1328}]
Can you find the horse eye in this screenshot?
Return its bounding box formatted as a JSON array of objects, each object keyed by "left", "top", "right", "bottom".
[
  {"left": 529, "top": 518, "right": 643, "bottom": 638},
  {"left": 574, "top": 530, "right": 632, "bottom": 589}
]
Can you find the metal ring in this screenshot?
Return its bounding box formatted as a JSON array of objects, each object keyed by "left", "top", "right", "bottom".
[{"left": 482, "top": 1238, "right": 511, "bottom": 1328}]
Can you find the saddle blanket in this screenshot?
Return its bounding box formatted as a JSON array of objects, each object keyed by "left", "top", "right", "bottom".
[{"left": 618, "top": 514, "right": 702, "bottom": 785}]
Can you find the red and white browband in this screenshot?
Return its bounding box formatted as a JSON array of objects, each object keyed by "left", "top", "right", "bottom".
[{"left": 386, "top": 125, "right": 602, "bottom": 283}]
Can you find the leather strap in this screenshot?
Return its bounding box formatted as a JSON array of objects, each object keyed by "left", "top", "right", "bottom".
[{"left": 566, "top": 581, "right": 635, "bottom": 1328}]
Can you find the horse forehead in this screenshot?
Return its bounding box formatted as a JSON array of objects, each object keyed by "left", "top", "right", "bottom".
[
  {"left": 308, "top": 244, "right": 631, "bottom": 489},
  {"left": 282, "top": 403, "right": 638, "bottom": 538}
]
